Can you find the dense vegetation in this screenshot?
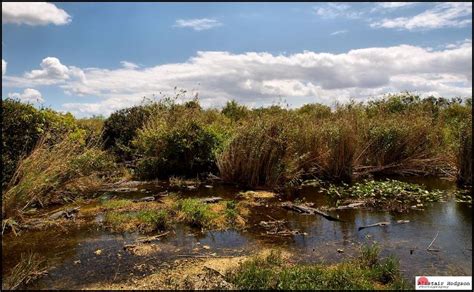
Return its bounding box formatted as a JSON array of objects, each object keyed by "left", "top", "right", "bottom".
[
  {"left": 227, "top": 245, "right": 407, "bottom": 290},
  {"left": 1, "top": 93, "right": 472, "bottom": 220}
]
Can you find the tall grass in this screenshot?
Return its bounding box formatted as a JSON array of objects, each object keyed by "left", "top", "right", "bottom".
[
  {"left": 457, "top": 117, "right": 472, "bottom": 186},
  {"left": 217, "top": 116, "right": 288, "bottom": 187},
  {"left": 2, "top": 133, "right": 115, "bottom": 219},
  {"left": 354, "top": 114, "right": 447, "bottom": 177},
  {"left": 216, "top": 95, "right": 470, "bottom": 188},
  {"left": 2, "top": 252, "right": 46, "bottom": 290}
]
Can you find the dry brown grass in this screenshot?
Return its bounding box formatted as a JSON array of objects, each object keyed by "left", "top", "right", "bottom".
[
  {"left": 2, "top": 252, "right": 47, "bottom": 290},
  {"left": 2, "top": 133, "right": 115, "bottom": 219}
]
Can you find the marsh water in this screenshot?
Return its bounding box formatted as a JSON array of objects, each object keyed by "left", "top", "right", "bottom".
[{"left": 2, "top": 177, "right": 472, "bottom": 289}]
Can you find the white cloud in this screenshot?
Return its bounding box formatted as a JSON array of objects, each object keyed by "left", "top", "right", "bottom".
[
  {"left": 2, "top": 59, "right": 6, "bottom": 75},
  {"left": 3, "top": 42, "right": 471, "bottom": 116},
  {"left": 371, "top": 2, "right": 472, "bottom": 30},
  {"left": 330, "top": 30, "right": 348, "bottom": 36},
  {"left": 376, "top": 2, "right": 417, "bottom": 9},
  {"left": 2, "top": 2, "right": 71, "bottom": 26},
  {"left": 8, "top": 88, "right": 44, "bottom": 103},
  {"left": 314, "top": 3, "right": 362, "bottom": 19},
  {"left": 173, "top": 18, "right": 222, "bottom": 31},
  {"left": 120, "top": 61, "right": 140, "bottom": 69},
  {"left": 6, "top": 57, "right": 86, "bottom": 86}
]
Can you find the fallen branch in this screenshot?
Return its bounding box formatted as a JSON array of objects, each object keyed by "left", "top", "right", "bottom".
[
  {"left": 358, "top": 221, "right": 390, "bottom": 231},
  {"left": 132, "top": 196, "right": 156, "bottom": 203},
  {"left": 199, "top": 197, "right": 223, "bottom": 204},
  {"left": 136, "top": 231, "right": 170, "bottom": 243},
  {"left": 282, "top": 202, "right": 342, "bottom": 222},
  {"left": 327, "top": 202, "right": 365, "bottom": 211},
  {"left": 176, "top": 254, "right": 235, "bottom": 258},
  {"left": 427, "top": 230, "right": 440, "bottom": 252}
]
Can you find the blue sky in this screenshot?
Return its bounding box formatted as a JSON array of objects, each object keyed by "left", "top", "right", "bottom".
[{"left": 2, "top": 2, "right": 472, "bottom": 117}]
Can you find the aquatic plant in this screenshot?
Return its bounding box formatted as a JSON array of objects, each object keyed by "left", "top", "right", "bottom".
[
  {"left": 104, "top": 209, "right": 169, "bottom": 233},
  {"left": 174, "top": 198, "right": 218, "bottom": 228},
  {"left": 326, "top": 179, "right": 445, "bottom": 212}
]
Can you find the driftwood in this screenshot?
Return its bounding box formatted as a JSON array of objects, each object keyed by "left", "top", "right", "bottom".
[
  {"left": 282, "top": 202, "right": 342, "bottom": 222},
  {"left": 396, "top": 220, "right": 410, "bottom": 224},
  {"left": 199, "top": 197, "right": 223, "bottom": 204},
  {"left": 358, "top": 221, "right": 390, "bottom": 231},
  {"left": 132, "top": 196, "right": 156, "bottom": 203},
  {"left": 358, "top": 220, "right": 410, "bottom": 231},
  {"left": 427, "top": 230, "right": 440, "bottom": 252},
  {"left": 136, "top": 231, "right": 170, "bottom": 243},
  {"left": 48, "top": 207, "right": 80, "bottom": 220},
  {"left": 330, "top": 202, "right": 365, "bottom": 210}
]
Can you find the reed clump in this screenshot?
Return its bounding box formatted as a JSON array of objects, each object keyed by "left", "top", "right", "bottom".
[{"left": 2, "top": 133, "right": 116, "bottom": 219}]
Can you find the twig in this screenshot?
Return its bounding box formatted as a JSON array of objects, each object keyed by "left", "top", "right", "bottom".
[
  {"left": 427, "top": 230, "right": 440, "bottom": 251},
  {"left": 136, "top": 231, "right": 170, "bottom": 243},
  {"left": 176, "top": 254, "right": 237, "bottom": 258}
]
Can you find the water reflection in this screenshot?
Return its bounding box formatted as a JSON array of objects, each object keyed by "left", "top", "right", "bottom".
[{"left": 2, "top": 177, "right": 472, "bottom": 289}]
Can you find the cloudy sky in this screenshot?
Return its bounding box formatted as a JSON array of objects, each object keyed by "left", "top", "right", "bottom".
[{"left": 2, "top": 2, "right": 472, "bottom": 117}]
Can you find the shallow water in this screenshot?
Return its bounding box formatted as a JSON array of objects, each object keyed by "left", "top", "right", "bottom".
[{"left": 2, "top": 177, "right": 472, "bottom": 289}]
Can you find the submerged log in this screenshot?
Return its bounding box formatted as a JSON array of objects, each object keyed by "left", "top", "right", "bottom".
[
  {"left": 281, "top": 202, "right": 342, "bottom": 222},
  {"left": 199, "top": 197, "right": 223, "bottom": 204},
  {"left": 358, "top": 221, "right": 390, "bottom": 231}
]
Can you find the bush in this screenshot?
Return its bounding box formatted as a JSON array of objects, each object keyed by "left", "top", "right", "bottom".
[
  {"left": 134, "top": 101, "right": 224, "bottom": 179},
  {"left": 222, "top": 100, "right": 249, "bottom": 122},
  {"left": 1, "top": 99, "right": 80, "bottom": 188},
  {"left": 101, "top": 103, "right": 155, "bottom": 161}
]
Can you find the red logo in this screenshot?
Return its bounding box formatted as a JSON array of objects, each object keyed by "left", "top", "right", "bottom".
[{"left": 418, "top": 276, "right": 430, "bottom": 285}]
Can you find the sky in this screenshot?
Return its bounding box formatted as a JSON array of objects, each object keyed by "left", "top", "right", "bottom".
[{"left": 1, "top": 2, "right": 472, "bottom": 117}]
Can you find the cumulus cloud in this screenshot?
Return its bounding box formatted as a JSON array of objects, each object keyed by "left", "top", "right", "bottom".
[
  {"left": 120, "top": 61, "right": 140, "bottom": 69},
  {"left": 3, "top": 42, "right": 471, "bottom": 116},
  {"left": 371, "top": 2, "right": 472, "bottom": 30},
  {"left": 173, "top": 18, "right": 222, "bottom": 31},
  {"left": 8, "top": 88, "right": 44, "bottom": 103},
  {"left": 2, "top": 59, "right": 6, "bottom": 75},
  {"left": 6, "top": 57, "right": 86, "bottom": 86},
  {"left": 2, "top": 2, "right": 71, "bottom": 26}
]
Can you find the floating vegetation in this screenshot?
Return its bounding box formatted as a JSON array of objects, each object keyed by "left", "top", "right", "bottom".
[
  {"left": 326, "top": 179, "right": 445, "bottom": 212},
  {"left": 453, "top": 189, "right": 472, "bottom": 204}
]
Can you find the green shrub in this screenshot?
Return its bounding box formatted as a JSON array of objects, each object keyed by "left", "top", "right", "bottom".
[
  {"left": 134, "top": 101, "right": 224, "bottom": 179},
  {"left": 222, "top": 100, "right": 249, "bottom": 122},
  {"left": 1, "top": 99, "right": 80, "bottom": 188},
  {"left": 101, "top": 103, "right": 155, "bottom": 161}
]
